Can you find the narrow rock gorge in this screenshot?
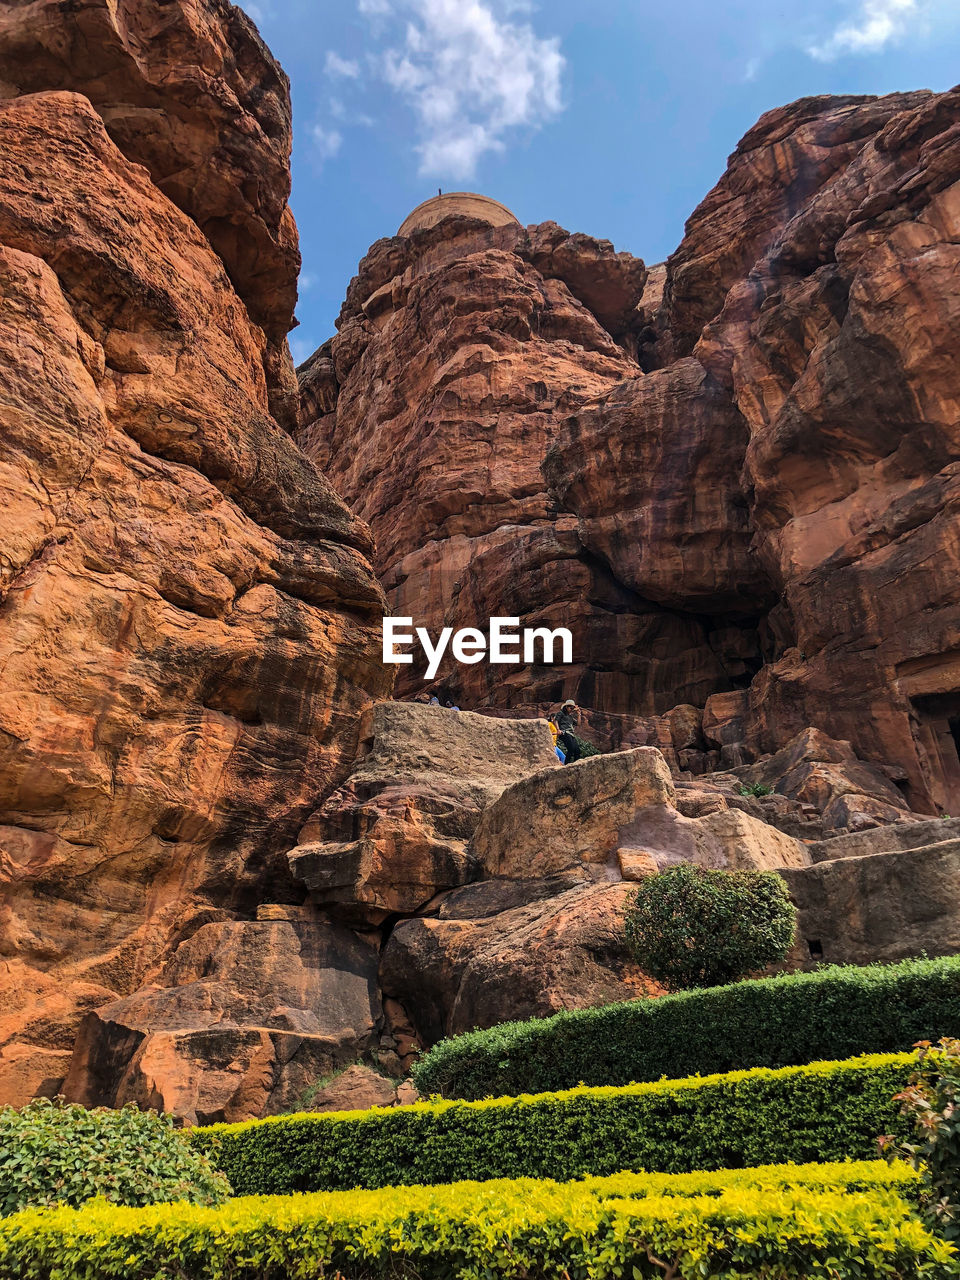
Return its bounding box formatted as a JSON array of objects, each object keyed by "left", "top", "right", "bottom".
[{"left": 1, "top": 0, "right": 958, "bottom": 1121}]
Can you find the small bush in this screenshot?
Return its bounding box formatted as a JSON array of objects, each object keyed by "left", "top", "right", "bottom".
[
  {"left": 192, "top": 1053, "right": 914, "bottom": 1195},
  {"left": 0, "top": 1097, "right": 230, "bottom": 1217},
  {"left": 737, "top": 781, "right": 774, "bottom": 797},
  {"left": 882, "top": 1036, "right": 960, "bottom": 1240},
  {"left": 623, "top": 863, "right": 796, "bottom": 990},
  {"left": 0, "top": 1162, "right": 946, "bottom": 1280}
]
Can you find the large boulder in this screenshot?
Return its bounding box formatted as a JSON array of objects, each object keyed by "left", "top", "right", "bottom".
[
  {"left": 380, "top": 879, "right": 653, "bottom": 1043},
  {"left": 736, "top": 728, "right": 910, "bottom": 832},
  {"left": 62, "top": 918, "right": 382, "bottom": 1123},
  {"left": 470, "top": 747, "right": 807, "bottom": 881},
  {"left": 288, "top": 704, "right": 559, "bottom": 919},
  {"left": 471, "top": 747, "right": 675, "bottom": 879}
]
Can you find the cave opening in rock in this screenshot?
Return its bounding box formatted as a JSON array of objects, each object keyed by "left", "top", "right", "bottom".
[{"left": 911, "top": 693, "right": 960, "bottom": 815}]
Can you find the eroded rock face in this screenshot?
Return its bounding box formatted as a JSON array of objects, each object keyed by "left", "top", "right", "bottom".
[
  {"left": 304, "top": 87, "right": 960, "bottom": 818},
  {"left": 297, "top": 218, "right": 739, "bottom": 718},
  {"left": 0, "top": 0, "right": 300, "bottom": 419},
  {"left": 546, "top": 89, "right": 960, "bottom": 816},
  {"left": 63, "top": 919, "right": 382, "bottom": 1123},
  {"left": 471, "top": 747, "right": 808, "bottom": 882},
  {"left": 381, "top": 880, "right": 656, "bottom": 1043},
  {"left": 288, "top": 702, "right": 558, "bottom": 920},
  {"left": 0, "top": 4, "right": 389, "bottom": 1109}
]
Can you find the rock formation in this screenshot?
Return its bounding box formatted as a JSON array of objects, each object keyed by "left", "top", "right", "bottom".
[
  {"left": 2, "top": 0, "right": 959, "bottom": 1122},
  {"left": 302, "top": 87, "right": 960, "bottom": 819},
  {"left": 297, "top": 217, "right": 737, "bottom": 719},
  {"left": 0, "top": 0, "right": 389, "bottom": 1113}
]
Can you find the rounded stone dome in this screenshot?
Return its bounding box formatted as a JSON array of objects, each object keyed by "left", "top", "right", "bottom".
[{"left": 398, "top": 192, "right": 520, "bottom": 237}]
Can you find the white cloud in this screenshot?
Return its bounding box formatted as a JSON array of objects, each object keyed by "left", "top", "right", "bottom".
[
  {"left": 325, "top": 51, "right": 361, "bottom": 78},
  {"left": 808, "top": 0, "right": 921, "bottom": 58},
  {"left": 367, "top": 0, "right": 565, "bottom": 179},
  {"left": 311, "top": 123, "right": 343, "bottom": 165}
]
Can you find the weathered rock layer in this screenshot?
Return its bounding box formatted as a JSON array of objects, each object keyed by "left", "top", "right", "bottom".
[
  {"left": 303, "top": 87, "right": 960, "bottom": 820},
  {"left": 0, "top": 0, "right": 389, "bottom": 1113}
]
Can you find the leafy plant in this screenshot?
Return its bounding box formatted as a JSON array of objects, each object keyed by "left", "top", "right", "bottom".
[
  {"left": 737, "top": 782, "right": 774, "bottom": 797},
  {"left": 623, "top": 863, "right": 796, "bottom": 991},
  {"left": 881, "top": 1036, "right": 960, "bottom": 1240},
  {"left": 0, "top": 1097, "right": 230, "bottom": 1217}
]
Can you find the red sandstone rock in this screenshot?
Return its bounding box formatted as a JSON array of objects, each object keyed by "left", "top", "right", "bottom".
[
  {"left": 545, "top": 87, "right": 960, "bottom": 814},
  {"left": 380, "top": 880, "right": 658, "bottom": 1043},
  {"left": 287, "top": 702, "right": 558, "bottom": 920},
  {"left": 297, "top": 217, "right": 737, "bottom": 719},
  {"left": 0, "top": 0, "right": 300, "bottom": 410},
  {"left": 0, "top": 6, "right": 388, "bottom": 1110}
]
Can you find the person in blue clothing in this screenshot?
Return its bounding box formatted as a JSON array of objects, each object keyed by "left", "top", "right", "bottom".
[{"left": 547, "top": 715, "right": 566, "bottom": 763}]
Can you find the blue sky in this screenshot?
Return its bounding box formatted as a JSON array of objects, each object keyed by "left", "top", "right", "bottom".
[{"left": 237, "top": 0, "right": 960, "bottom": 365}]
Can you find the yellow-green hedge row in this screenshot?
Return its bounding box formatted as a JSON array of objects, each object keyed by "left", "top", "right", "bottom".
[
  {"left": 0, "top": 1162, "right": 945, "bottom": 1280},
  {"left": 194, "top": 1052, "right": 915, "bottom": 1194}
]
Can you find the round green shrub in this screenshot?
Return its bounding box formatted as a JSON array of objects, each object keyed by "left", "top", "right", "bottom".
[
  {"left": 0, "top": 1097, "right": 231, "bottom": 1217},
  {"left": 623, "top": 864, "right": 796, "bottom": 991}
]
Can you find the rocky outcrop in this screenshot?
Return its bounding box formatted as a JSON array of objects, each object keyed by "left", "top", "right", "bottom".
[
  {"left": 288, "top": 702, "right": 558, "bottom": 921},
  {"left": 0, "top": 1, "right": 389, "bottom": 1110},
  {"left": 0, "top": 0, "right": 300, "bottom": 419},
  {"left": 471, "top": 747, "right": 808, "bottom": 881},
  {"left": 62, "top": 917, "right": 383, "bottom": 1123},
  {"left": 380, "top": 879, "right": 656, "bottom": 1043},
  {"left": 297, "top": 219, "right": 742, "bottom": 718},
  {"left": 782, "top": 819, "right": 960, "bottom": 969},
  {"left": 379, "top": 742, "right": 808, "bottom": 1044},
  {"left": 547, "top": 89, "right": 960, "bottom": 815},
  {"left": 307, "top": 86, "right": 960, "bottom": 820}
]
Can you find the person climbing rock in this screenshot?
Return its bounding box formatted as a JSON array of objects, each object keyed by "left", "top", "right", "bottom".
[{"left": 555, "top": 699, "right": 582, "bottom": 763}]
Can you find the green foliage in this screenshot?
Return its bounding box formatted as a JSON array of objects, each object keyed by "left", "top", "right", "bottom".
[
  {"left": 622, "top": 862, "right": 796, "bottom": 990},
  {"left": 191, "top": 1053, "right": 914, "bottom": 1195},
  {"left": 413, "top": 955, "right": 960, "bottom": 1100},
  {"left": 737, "top": 781, "right": 775, "bottom": 797},
  {"left": 0, "top": 1161, "right": 945, "bottom": 1280},
  {"left": 0, "top": 1097, "right": 230, "bottom": 1217},
  {"left": 882, "top": 1036, "right": 960, "bottom": 1240}
]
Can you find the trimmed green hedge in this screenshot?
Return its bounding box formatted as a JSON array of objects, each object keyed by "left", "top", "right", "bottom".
[
  {"left": 0, "top": 1162, "right": 945, "bottom": 1280},
  {"left": 193, "top": 1053, "right": 914, "bottom": 1195},
  {"left": 413, "top": 955, "right": 960, "bottom": 1099}
]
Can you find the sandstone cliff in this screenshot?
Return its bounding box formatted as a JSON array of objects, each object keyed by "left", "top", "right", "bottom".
[
  {"left": 0, "top": 0, "right": 390, "bottom": 1114},
  {"left": 300, "top": 87, "right": 960, "bottom": 821}
]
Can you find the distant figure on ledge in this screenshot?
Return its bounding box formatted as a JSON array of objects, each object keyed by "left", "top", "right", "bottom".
[{"left": 555, "top": 698, "right": 582, "bottom": 763}]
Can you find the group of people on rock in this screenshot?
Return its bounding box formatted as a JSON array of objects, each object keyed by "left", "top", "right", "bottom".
[
  {"left": 547, "top": 699, "right": 582, "bottom": 764},
  {"left": 413, "top": 692, "right": 461, "bottom": 711}
]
